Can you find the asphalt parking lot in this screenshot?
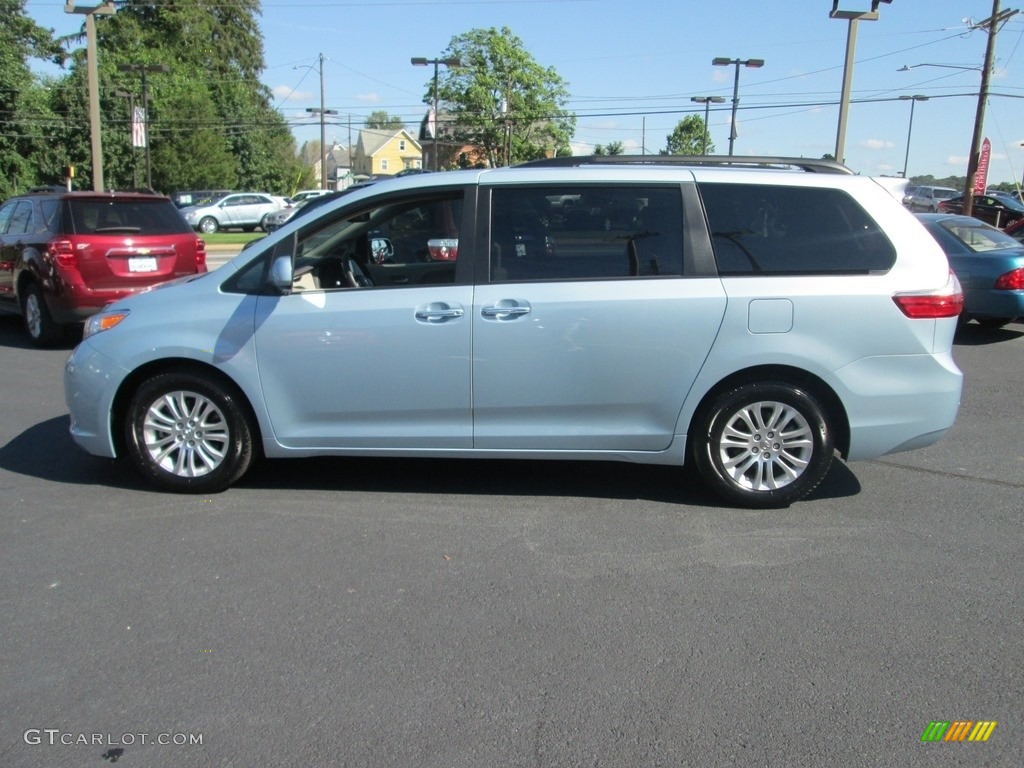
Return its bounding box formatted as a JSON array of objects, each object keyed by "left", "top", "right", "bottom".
[{"left": 1, "top": 314, "right": 1021, "bottom": 767}]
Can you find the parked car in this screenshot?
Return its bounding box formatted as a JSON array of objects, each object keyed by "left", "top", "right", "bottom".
[
  {"left": 288, "top": 189, "right": 332, "bottom": 204},
  {"left": 902, "top": 185, "right": 959, "bottom": 212},
  {"left": 936, "top": 193, "right": 1024, "bottom": 229},
  {"left": 262, "top": 200, "right": 309, "bottom": 232},
  {"left": 171, "top": 189, "right": 233, "bottom": 209},
  {"left": 1005, "top": 217, "right": 1024, "bottom": 244},
  {"left": 0, "top": 189, "right": 206, "bottom": 346},
  {"left": 180, "top": 192, "right": 287, "bottom": 234},
  {"left": 64, "top": 156, "right": 964, "bottom": 508},
  {"left": 916, "top": 213, "right": 1024, "bottom": 328}
]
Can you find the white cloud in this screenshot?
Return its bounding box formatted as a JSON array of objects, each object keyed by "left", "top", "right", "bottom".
[
  {"left": 355, "top": 93, "right": 381, "bottom": 104},
  {"left": 861, "top": 139, "right": 895, "bottom": 151},
  {"left": 273, "top": 85, "right": 314, "bottom": 102}
]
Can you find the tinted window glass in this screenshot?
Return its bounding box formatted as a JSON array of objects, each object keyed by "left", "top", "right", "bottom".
[
  {"left": 699, "top": 183, "right": 896, "bottom": 275},
  {"left": 6, "top": 201, "right": 33, "bottom": 235},
  {"left": 0, "top": 200, "right": 18, "bottom": 234},
  {"left": 288, "top": 191, "right": 464, "bottom": 290},
  {"left": 490, "top": 186, "right": 684, "bottom": 282},
  {"left": 68, "top": 199, "right": 192, "bottom": 235}
]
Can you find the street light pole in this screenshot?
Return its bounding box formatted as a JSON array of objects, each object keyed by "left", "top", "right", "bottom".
[
  {"left": 64, "top": 1, "right": 116, "bottom": 191},
  {"left": 829, "top": 1, "right": 889, "bottom": 164},
  {"left": 690, "top": 96, "right": 725, "bottom": 155},
  {"left": 118, "top": 63, "right": 170, "bottom": 190},
  {"left": 113, "top": 89, "right": 138, "bottom": 188},
  {"left": 898, "top": 95, "right": 928, "bottom": 178},
  {"left": 411, "top": 56, "right": 460, "bottom": 171},
  {"left": 711, "top": 58, "right": 764, "bottom": 156}
]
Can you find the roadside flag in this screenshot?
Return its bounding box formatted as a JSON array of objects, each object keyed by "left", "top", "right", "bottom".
[{"left": 132, "top": 106, "right": 147, "bottom": 148}]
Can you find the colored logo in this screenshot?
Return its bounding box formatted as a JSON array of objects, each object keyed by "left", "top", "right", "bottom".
[{"left": 921, "top": 721, "right": 997, "bottom": 742}]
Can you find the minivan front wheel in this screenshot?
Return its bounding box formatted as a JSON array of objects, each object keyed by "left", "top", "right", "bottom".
[
  {"left": 694, "top": 382, "right": 833, "bottom": 508},
  {"left": 125, "top": 371, "right": 253, "bottom": 493},
  {"left": 198, "top": 216, "right": 219, "bottom": 234}
]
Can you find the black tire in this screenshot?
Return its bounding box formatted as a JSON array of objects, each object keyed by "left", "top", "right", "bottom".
[
  {"left": 21, "top": 282, "right": 64, "bottom": 347},
  {"left": 693, "top": 382, "right": 834, "bottom": 508},
  {"left": 124, "top": 370, "right": 254, "bottom": 493},
  {"left": 198, "top": 216, "right": 219, "bottom": 235}
]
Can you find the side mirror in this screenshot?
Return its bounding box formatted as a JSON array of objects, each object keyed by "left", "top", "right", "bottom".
[
  {"left": 370, "top": 237, "right": 394, "bottom": 264},
  {"left": 269, "top": 255, "right": 294, "bottom": 291}
]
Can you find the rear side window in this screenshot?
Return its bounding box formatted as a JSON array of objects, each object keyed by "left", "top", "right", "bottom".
[
  {"left": 699, "top": 183, "right": 896, "bottom": 275},
  {"left": 67, "top": 199, "right": 192, "bottom": 235},
  {"left": 489, "top": 185, "right": 684, "bottom": 282}
]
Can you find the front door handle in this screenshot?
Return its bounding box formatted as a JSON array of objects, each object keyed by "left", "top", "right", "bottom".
[{"left": 415, "top": 303, "right": 465, "bottom": 322}]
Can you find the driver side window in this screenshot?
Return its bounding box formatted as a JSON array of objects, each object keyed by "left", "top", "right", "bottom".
[{"left": 292, "top": 191, "right": 464, "bottom": 291}]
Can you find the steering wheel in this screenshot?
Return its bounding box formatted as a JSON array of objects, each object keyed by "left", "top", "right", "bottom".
[{"left": 344, "top": 258, "right": 374, "bottom": 288}]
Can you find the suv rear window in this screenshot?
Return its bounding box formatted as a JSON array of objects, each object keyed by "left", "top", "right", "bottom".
[
  {"left": 67, "top": 199, "right": 193, "bottom": 236},
  {"left": 699, "top": 183, "right": 896, "bottom": 275}
]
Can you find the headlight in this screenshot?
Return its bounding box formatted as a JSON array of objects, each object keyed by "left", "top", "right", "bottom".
[{"left": 84, "top": 310, "right": 129, "bottom": 339}]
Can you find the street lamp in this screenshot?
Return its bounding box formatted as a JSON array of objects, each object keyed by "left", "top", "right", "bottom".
[
  {"left": 411, "top": 56, "right": 460, "bottom": 171},
  {"left": 829, "top": 1, "right": 889, "bottom": 164},
  {"left": 113, "top": 89, "right": 139, "bottom": 188},
  {"left": 898, "top": 95, "right": 928, "bottom": 178},
  {"left": 690, "top": 96, "right": 725, "bottom": 155},
  {"left": 117, "top": 63, "right": 170, "bottom": 190},
  {"left": 711, "top": 58, "right": 764, "bottom": 156},
  {"left": 897, "top": 63, "right": 983, "bottom": 73},
  {"left": 298, "top": 54, "right": 337, "bottom": 189}
]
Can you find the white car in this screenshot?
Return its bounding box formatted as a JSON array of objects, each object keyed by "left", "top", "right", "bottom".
[
  {"left": 181, "top": 192, "right": 286, "bottom": 234},
  {"left": 288, "top": 189, "right": 331, "bottom": 204}
]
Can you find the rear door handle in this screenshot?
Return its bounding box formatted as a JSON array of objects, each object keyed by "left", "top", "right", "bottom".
[{"left": 481, "top": 305, "right": 531, "bottom": 318}]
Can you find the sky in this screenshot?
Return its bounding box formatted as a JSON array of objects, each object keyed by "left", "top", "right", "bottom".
[{"left": 24, "top": 0, "right": 1024, "bottom": 186}]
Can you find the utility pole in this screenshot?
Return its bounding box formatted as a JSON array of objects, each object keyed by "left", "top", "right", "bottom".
[
  {"left": 64, "top": 1, "right": 116, "bottom": 192},
  {"left": 963, "top": 1, "right": 1018, "bottom": 216}
]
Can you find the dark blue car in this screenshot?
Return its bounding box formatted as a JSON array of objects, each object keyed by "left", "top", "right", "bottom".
[{"left": 916, "top": 213, "right": 1024, "bottom": 328}]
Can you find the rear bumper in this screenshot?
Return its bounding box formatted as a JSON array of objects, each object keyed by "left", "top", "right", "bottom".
[{"left": 827, "top": 351, "right": 963, "bottom": 460}]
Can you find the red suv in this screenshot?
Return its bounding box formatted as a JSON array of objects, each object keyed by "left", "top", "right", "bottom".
[{"left": 0, "top": 189, "right": 206, "bottom": 345}]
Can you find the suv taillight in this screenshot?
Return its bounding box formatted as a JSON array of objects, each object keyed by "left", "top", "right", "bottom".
[
  {"left": 892, "top": 271, "right": 964, "bottom": 319},
  {"left": 47, "top": 239, "right": 76, "bottom": 269},
  {"left": 994, "top": 267, "right": 1024, "bottom": 291},
  {"left": 195, "top": 238, "right": 207, "bottom": 271}
]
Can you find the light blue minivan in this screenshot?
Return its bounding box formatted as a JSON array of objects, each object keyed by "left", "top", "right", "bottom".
[{"left": 64, "top": 157, "right": 964, "bottom": 507}]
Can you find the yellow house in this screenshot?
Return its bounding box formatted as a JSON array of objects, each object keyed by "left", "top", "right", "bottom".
[{"left": 353, "top": 128, "right": 423, "bottom": 177}]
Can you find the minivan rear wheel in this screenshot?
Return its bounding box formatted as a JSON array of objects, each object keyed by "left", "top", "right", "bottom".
[
  {"left": 125, "top": 371, "right": 253, "bottom": 493},
  {"left": 694, "top": 382, "right": 833, "bottom": 508},
  {"left": 21, "top": 282, "right": 63, "bottom": 347}
]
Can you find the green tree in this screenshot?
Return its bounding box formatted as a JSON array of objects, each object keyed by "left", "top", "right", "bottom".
[
  {"left": 364, "top": 111, "right": 405, "bottom": 130},
  {"left": 50, "top": 0, "right": 300, "bottom": 193},
  {"left": 661, "top": 115, "right": 712, "bottom": 156},
  {"left": 0, "top": 0, "right": 65, "bottom": 196},
  {"left": 430, "top": 27, "right": 575, "bottom": 167}
]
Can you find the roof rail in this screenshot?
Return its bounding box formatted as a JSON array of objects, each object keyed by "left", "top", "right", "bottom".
[{"left": 517, "top": 155, "right": 854, "bottom": 175}]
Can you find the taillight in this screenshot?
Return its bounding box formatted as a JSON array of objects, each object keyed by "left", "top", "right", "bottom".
[
  {"left": 892, "top": 271, "right": 964, "bottom": 318},
  {"left": 427, "top": 238, "right": 458, "bottom": 261},
  {"left": 47, "top": 238, "right": 76, "bottom": 269},
  {"left": 994, "top": 267, "right": 1024, "bottom": 291},
  {"left": 194, "top": 238, "right": 207, "bottom": 271},
  {"left": 937, "top": 201, "right": 952, "bottom": 212}
]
